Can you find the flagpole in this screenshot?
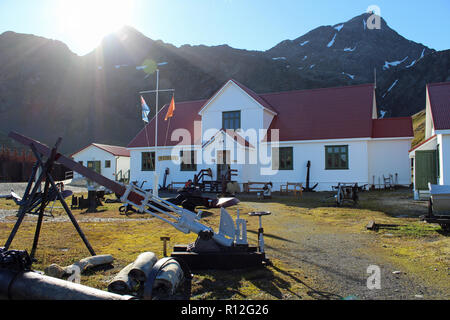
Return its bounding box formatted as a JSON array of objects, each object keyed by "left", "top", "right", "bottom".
[
  {"left": 139, "top": 62, "right": 174, "bottom": 197},
  {"left": 154, "top": 68, "right": 159, "bottom": 197}
]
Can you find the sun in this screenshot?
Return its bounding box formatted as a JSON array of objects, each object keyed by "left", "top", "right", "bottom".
[{"left": 56, "top": 0, "right": 135, "bottom": 54}]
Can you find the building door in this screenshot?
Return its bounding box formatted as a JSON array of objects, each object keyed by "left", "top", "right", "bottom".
[
  {"left": 415, "top": 150, "right": 438, "bottom": 190},
  {"left": 217, "top": 150, "right": 230, "bottom": 180},
  {"left": 87, "top": 161, "right": 101, "bottom": 175}
]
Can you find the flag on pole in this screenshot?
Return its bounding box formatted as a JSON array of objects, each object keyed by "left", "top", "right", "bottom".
[
  {"left": 165, "top": 95, "right": 176, "bottom": 121},
  {"left": 141, "top": 96, "right": 150, "bottom": 123}
]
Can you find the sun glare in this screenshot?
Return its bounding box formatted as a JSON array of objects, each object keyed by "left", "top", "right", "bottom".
[{"left": 56, "top": 0, "right": 135, "bottom": 54}]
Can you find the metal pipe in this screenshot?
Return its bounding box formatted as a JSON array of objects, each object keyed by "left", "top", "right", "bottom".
[{"left": 0, "top": 269, "right": 134, "bottom": 300}]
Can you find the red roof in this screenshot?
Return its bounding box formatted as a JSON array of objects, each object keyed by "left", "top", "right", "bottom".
[
  {"left": 71, "top": 143, "right": 130, "bottom": 157},
  {"left": 128, "top": 99, "right": 206, "bottom": 148},
  {"left": 428, "top": 82, "right": 450, "bottom": 131},
  {"left": 129, "top": 81, "right": 411, "bottom": 148},
  {"left": 264, "top": 84, "right": 376, "bottom": 142},
  {"left": 372, "top": 118, "right": 414, "bottom": 138}
]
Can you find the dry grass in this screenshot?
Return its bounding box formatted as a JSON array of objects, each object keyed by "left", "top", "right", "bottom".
[
  {"left": 0, "top": 189, "right": 448, "bottom": 299},
  {"left": 412, "top": 109, "right": 426, "bottom": 148}
]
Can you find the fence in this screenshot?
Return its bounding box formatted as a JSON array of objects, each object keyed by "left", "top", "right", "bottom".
[{"left": 0, "top": 145, "right": 70, "bottom": 182}]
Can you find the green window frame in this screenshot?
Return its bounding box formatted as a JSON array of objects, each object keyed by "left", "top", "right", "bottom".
[
  {"left": 87, "top": 161, "right": 101, "bottom": 174},
  {"left": 222, "top": 111, "right": 241, "bottom": 130},
  {"left": 272, "top": 147, "right": 293, "bottom": 170},
  {"left": 325, "top": 145, "right": 349, "bottom": 170},
  {"left": 105, "top": 160, "right": 111, "bottom": 168},
  {"left": 180, "top": 150, "right": 197, "bottom": 172},
  {"left": 142, "top": 152, "right": 155, "bottom": 171}
]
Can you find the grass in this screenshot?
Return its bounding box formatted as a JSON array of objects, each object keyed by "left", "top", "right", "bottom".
[
  {"left": 412, "top": 109, "right": 426, "bottom": 148},
  {"left": 0, "top": 189, "right": 448, "bottom": 299}
]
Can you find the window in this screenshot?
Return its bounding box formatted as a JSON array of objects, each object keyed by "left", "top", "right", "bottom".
[
  {"left": 222, "top": 111, "right": 241, "bottom": 130},
  {"left": 325, "top": 145, "right": 349, "bottom": 170},
  {"left": 87, "top": 161, "right": 101, "bottom": 174},
  {"left": 142, "top": 152, "right": 155, "bottom": 171},
  {"left": 180, "top": 150, "right": 197, "bottom": 171},
  {"left": 105, "top": 160, "right": 111, "bottom": 168},
  {"left": 272, "top": 147, "right": 293, "bottom": 170}
]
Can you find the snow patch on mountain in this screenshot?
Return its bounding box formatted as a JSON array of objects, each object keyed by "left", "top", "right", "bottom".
[
  {"left": 382, "top": 57, "right": 408, "bottom": 70},
  {"left": 272, "top": 57, "right": 287, "bottom": 61},
  {"left": 334, "top": 24, "right": 344, "bottom": 32},
  {"left": 344, "top": 46, "right": 356, "bottom": 52},
  {"left": 420, "top": 48, "right": 425, "bottom": 59},
  {"left": 405, "top": 60, "right": 416, "bottom": 68},
  {"left": 342, "top": 72, "right": 355, "bottom": 79},
  {"left": 302, "top": 56, "right": 308, "bottom": 61},
  {"left": 327, "top": 34, "right": 337, "bottom": 48},
  {"left": 299, "top": 40, "right": 310, "bottom": 46},
  {"left": 310, "top": 64, "right": 316, "bottom": 69}
]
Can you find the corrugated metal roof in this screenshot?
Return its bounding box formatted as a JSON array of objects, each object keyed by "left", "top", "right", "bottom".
[
  {"left": 428, "top": 82, "right": 450, "bottom": 131},
  {"left": 372, "top": 118, "right": 414, "bottom": 138},
  {"left": 71, "top": 143, "right": 130, "bottom": 157},
  {"left": 264, "top": 84, "right": 375, "bottom": 142},
  {"left": 128, "top": 81, "right": 411, "bottom": 148}
]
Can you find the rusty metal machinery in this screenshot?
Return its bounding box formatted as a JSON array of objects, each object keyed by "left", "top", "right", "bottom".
[
  {"left": 0, "top": 247, "right": 133, "bottom": 300},
  {"left": 7, "top": 132, "right": 269, "bottom": 270}
]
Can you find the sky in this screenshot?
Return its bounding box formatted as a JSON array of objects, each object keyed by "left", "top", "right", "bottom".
[{"left": 0, "top": 0, "right": 449, "bottom": 56}]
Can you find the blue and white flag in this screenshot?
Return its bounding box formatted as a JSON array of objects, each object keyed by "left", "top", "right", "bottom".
[{"left": 141, "top": 96, "right": 150, "bottom": 123}]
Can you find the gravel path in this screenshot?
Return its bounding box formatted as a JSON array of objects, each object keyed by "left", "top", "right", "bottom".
[
  {"left": 0, "top": 209, "right": 153, "bottom": 223},
  {"left": 0, "top": 181, "right": 88, "bottom": 195},
  {"left": 246, "top": 201, "right": 448, "bottom": 300}
]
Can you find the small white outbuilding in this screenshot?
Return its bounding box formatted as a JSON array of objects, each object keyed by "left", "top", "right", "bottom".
[{"left": 71, "top": 143, "right": 130, "bottom": 183}]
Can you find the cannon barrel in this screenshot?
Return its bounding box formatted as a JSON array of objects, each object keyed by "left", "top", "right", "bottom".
[{"left": 0, "top": 269, "right": 134, "bottom": 300}]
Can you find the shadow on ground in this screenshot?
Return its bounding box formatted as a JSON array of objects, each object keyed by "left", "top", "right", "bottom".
[
  {"left": 191, "top": 264, "right": 342, "bottom": 300},
  {"left": 239, "top": 189, "right": 429, "bottom": 219}
]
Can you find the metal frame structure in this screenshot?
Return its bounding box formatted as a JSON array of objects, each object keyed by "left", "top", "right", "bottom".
[
  {"left": 3, "top": 137, "right": 96, "bottom": 260},
  {"left": 8, "top": 132, "right": 268, "bottom": 270}
]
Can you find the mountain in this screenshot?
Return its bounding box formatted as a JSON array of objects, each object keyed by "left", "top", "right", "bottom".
[{"left": 0, "top": 13, "right": 448, "bottom": 153}]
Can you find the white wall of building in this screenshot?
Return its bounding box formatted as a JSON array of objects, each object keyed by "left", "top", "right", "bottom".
[
  {"left": 257, "top": 139, "right": 370, "bottom": 191},
  {"left": 129, "top": 146, "right": 204, "bottom": 190},
  {"left": 437, "top": 134, "right": 450, "bottom": 185},
  {"left": 129, "top": 138, "right": 413, "bottom": 193},
  {"left": 116, "top": 156, "right": 131, "bottom": 180},
  {"left": 73, "top": 146, "right": 118, "bottom": 181},
  {"left": 368, "top": 138, "right": 412, "bottom": 187},
  {"left": 72, "top": 146, "right": 130, "bottom": 182},
  {"left": 200, "top": 83, "right": 265, "bottom": 143}
]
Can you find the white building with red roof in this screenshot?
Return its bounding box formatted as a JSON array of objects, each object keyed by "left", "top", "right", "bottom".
[
  {"left": 71, "top": 143, "right": 130, "bottom": 183},
  {"left": 128, "top": 80, "right": 413, "bottom": 191},
  {"left": 409, "top": 82, "right": 450, "bottom": 192}
]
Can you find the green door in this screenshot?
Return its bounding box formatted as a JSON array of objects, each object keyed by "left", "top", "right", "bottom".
[
  {"left": 415, "top": 150, "right": 437, "bottom": 190},
  {"left": 87, "top": 161, "right": 101, "bottom": 174}
]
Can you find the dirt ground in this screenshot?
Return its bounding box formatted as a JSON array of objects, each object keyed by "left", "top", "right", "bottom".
[{"left": 0, "top": 185, "right": 448, "bottom": 300}]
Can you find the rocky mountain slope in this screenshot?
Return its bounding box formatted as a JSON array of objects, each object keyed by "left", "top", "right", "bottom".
[{"left": 0, "top": 13, "right": 448, "bottom": 153}]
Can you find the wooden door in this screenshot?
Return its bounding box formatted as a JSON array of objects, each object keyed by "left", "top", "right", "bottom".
[
  {"left": 415, "top": 150, "right": 437, "bottom": 190},
  {"left": 217, "top": 150, "right": 230, "bottom": 180}
]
